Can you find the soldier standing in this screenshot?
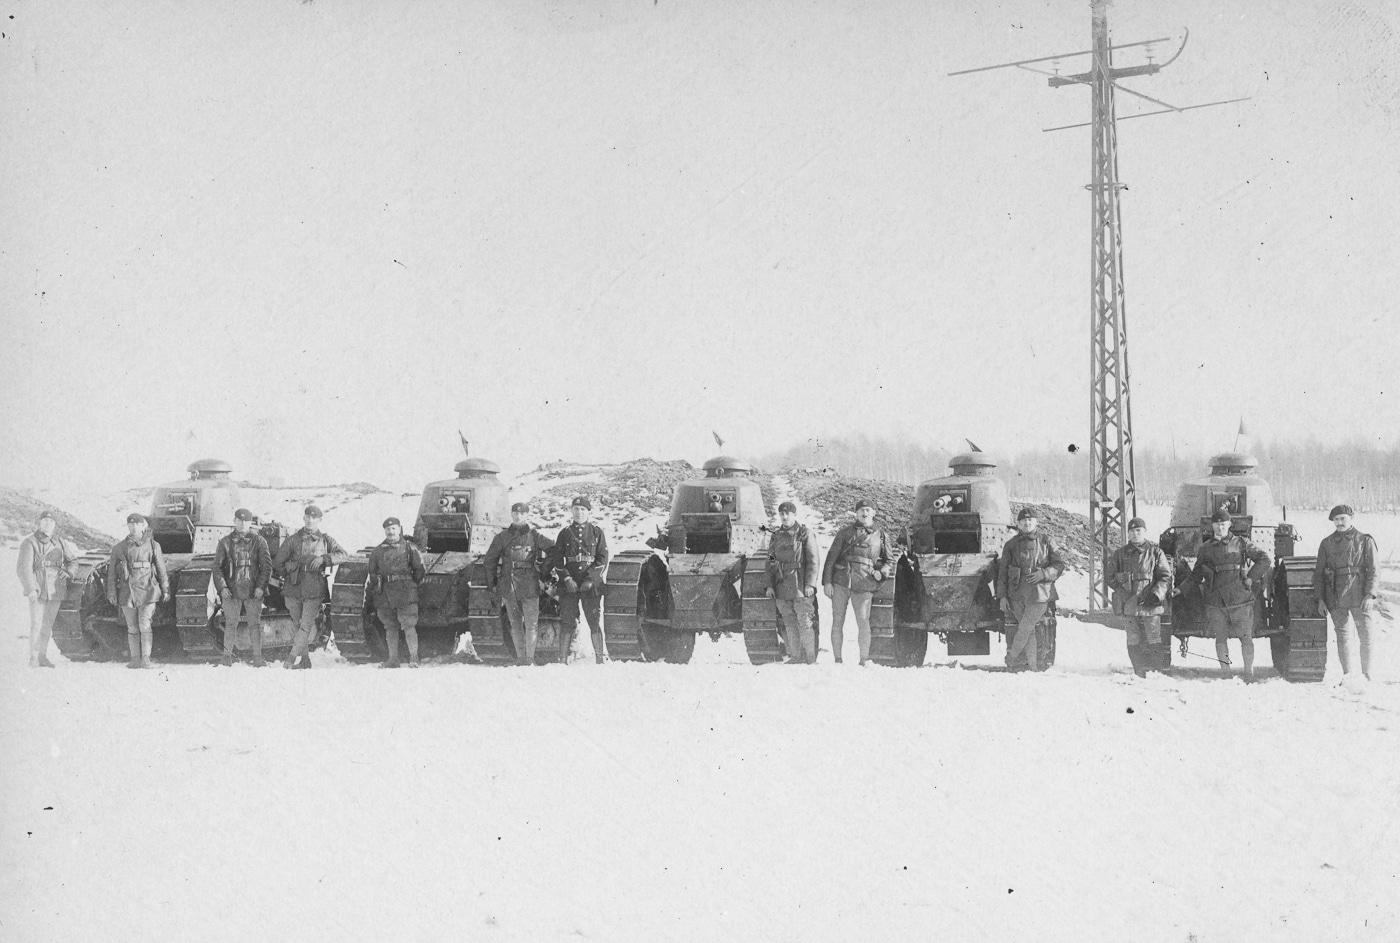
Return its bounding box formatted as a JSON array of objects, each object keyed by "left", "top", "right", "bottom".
[
  {"left": 16, "top": 511, "right": 77, "bottom": 668},
  {"left": 273, "top": 505, "right": 349, "bottom": 670},
  {"left": 484, "top": 502, "right": 555, "bottom": 666},
  {"left": 1312, "top": 504, "right": 1379, "bottom": 683},
  {"left": 1106, "top": 517, "right": 1173, "bottom": 677},
  {"left": 553, "top": 496, "right": 610, "bottom": 664},
  {"left": 106, "top": 512, "right": 169, "bottom": 669},
  {"left": 211, "top": 508, "right": 273, "bottom": 667},
  {"left": 1186, "top": 506, "right": 1271, "bottom": 681},
  {"left": 767, "top": 501, "right": 821, "bottom": 664},
  {"left": 821, "top": 499, "right": 893, "bottom": 666},
  {"left": 367, "top": 517, "right": 427, "bottom": 668},
  {"left": 996, "top": 508, "right": 1065, "bottom": 672}
]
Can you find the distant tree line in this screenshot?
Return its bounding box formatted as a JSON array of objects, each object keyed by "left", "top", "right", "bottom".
[{"left": 753, "top": 436, "right": 1400, "bottom": 512}]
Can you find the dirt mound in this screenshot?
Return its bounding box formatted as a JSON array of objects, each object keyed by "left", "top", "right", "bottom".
[
  {"left": 531, "top": 459, "right": 777, "bottom": 529},
  {"left": 785, "top": 468, "right": 1091, "bottom": 571},
  {"left": 0, "top": 487, "right": 117, "bottom": 551}
]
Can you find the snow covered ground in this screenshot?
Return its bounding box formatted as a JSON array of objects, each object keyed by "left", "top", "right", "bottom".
[{"left": 4, "top": 536, "right": 1399, "bottom": 943}]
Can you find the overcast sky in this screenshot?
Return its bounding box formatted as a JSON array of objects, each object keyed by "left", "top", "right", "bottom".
[{"left": 3, "top": 0, "right": 1397, "bottom": 495}]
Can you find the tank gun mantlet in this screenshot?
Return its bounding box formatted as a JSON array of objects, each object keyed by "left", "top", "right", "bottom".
[{"left": 702, "top": 455, "right": 753, "bottom": 478}]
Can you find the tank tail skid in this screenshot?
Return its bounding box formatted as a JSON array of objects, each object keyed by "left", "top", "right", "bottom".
[{"left": 631, "top": 553, "right": 694, "bottom": 663}]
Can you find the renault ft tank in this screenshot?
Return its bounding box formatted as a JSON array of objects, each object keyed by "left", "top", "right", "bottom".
[
  {"left": 886, "top": 450, "right": 1052, "bottom": 668},
  {"left": 57, "top": 459, "right": 297, "bottom": 662},
  {"left": 609, "top": 456, "right": 777, "bottom": 663},
  {"left": 330, "top": 457, "right": 564, "bottom": 664},
  {"left": 1157, "top": 451, "right": 1319, "bottom": 681}
]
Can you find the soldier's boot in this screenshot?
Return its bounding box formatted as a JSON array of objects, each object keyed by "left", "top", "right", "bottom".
[
  {"left": 382, "top": 629, "right": 400, "bottom": 669},
  {"left": 591, "top": 630, "right": 610, "bottom": 665},
  {"left": 126, "top": 632, "right": 141, "bottom": 669},
  {"left": 286, "top": 628, "right": 310, "bottom": 669},
  {"left": 1127, "top": 643, "right": 1147, "bottom": 678},
  {"left": 251, "top": 627, "right": 265, "bottom": 667},
  {"left": 524, "top": 624, "right": 538, "bottom": 666},
  {"left": 139, "top": 631, "right": 154, "bottom": 669},
  {"left": 559, "top": 627, "right": 576, "bottom": 664},
  {"left": 1241, "top": 636, "right": 1256, "bottom": 682},
  {"left": 406, "top": 628, "right": 419, "bottom": 668}
]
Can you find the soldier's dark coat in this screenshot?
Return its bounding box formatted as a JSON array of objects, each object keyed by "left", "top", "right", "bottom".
[
  {"left": 1312, "top": 528, "right": 1378, "bottom": 610},
  {"left": 768, "top": 522, "right": 820, "bottom": 599},
  {"left": 1105, "top": 540, "right": 1172, "bottom": 617},
  {"left": 484, "top": 524, "right": 554, "bottom": 600},
  {"left": 212, "top": 531, "right": 272, "bottom": 600},
  {"left": 106, "top": 532, "right": 169, "bottom": 607},
  {"left": 17, "top": 531, "right": 77, "bottom": 602},
  {"left": 996, "top": 532, "right": 1066, "bottom": 604},
  {"left": 822, "top": 524, "right": 893, "bottom": 593},
  {"left": 553, "top": 522, "right": 609, "bottom": 598},
  {"left": 367, "top": 537, "right": 427, "bottom": 609},
  {"left": 273, "top": 528, "right": 350, "bottom": 601},
  {"left": 1187, "top": 534, "right": 1270, "bottom": 609}
]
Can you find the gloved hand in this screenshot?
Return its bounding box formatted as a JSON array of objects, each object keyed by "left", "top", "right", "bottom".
[
  {"left": 577, "top": 578, "right": 594, "bottom": 594},
  {"left": 561, "top": 575, "right": 579, "bottom": 594},
  {"left": 1138, "top": 589, "right": 1161, "bottom": 609},
  {"left": 321, "top": 555, "right": 334, "bottom": 567},
  {"left": 253, "top": 588, "right": 264, "bottom": 599},
  {"left": 107, "top": 594, "right": 118, "bottom": 607}
]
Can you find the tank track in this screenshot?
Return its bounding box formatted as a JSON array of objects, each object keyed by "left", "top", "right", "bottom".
[
  {"left": 862, "top": 574, "right": 902, "bottom": 666},
  {"left": 602, "top": 551, "right": 648, "bottom": 662},
  {"left": 1272, "top": 555, "right": 1326, "bottom": 683},
  {"left": 739, "top": 552, "right": 783, "bottom": 664}
]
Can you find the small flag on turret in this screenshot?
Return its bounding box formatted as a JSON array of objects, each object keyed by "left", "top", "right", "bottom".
[
  {"left": 459, "top": 431, "right": 470, "bottom": 457},
  {"left": 713, "top": 431, "right": 725, "bottom": 450},
  {"left": 965, "top": 438, "right": 983, "bottom": 452}
]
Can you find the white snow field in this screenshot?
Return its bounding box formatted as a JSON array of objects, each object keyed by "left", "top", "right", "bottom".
[{"left": 3, "top": 485, "right": 1399, "bottom": 942}]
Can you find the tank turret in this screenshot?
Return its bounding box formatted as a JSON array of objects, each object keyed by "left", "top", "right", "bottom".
[
  {"left": 148, "top": 458, "right": 241, "bottom": 553},
  {"left": 667, "top": 456, "right": 767, "bottom": 533},
  {"left": 891, "top": 448, "right": 1053, "bottom": 668},
  {"left": 413, "top": 458, "right": 510, "bottom": 553},
  {"left": 908, "top": 451, "right": 1013, "bottom": 554},
  {"left": 1165, "top": 451, "right": 1281, "bottom": 557}
]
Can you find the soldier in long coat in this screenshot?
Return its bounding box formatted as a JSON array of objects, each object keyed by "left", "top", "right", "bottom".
[
  {"left": 552, "top": 496, "right": 610, "bottom": 664},
  {"left": 1185, "top": 506, "right": 1271, "bottom": 680},
  {"left": 367, "top": 517, "right": 427, "bottom": 668},
  {"left": 484, "top": 502, "right": 555, "bottom": 665},
  {"left": 273, "top": 505, "right": 349, "bottom": 669},
  {"left": 767, "top": 501, "right": 821, "bottom": 664},
  {"left": 17, "top": 511, "right": 77, "bottom": 668},
  {"left": 1106, "top": 517, "right": 1173, "bottom": 677},
  {"left": 821, "top": 499, "right": 893, "bottom": 665},
  {"left": 1312, "top": 504, "right": 1380, "bottom": 682},
  {"left": 996, "top": 508, "right": 1065, "bottom": 672},
  {"left": 211, "top": 508, "right": 273, "bottom": 666},
  {"left": 106, "top": 512, "right": 169, "bottom": 669}
]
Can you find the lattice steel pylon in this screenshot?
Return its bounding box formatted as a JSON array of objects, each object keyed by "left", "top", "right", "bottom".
[
  {"left": 950, "top": 2, "right": 1247, "bottom": 609},
  {"left": 1084, "top": 1, "right": 1134, "bottom": 611}
]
